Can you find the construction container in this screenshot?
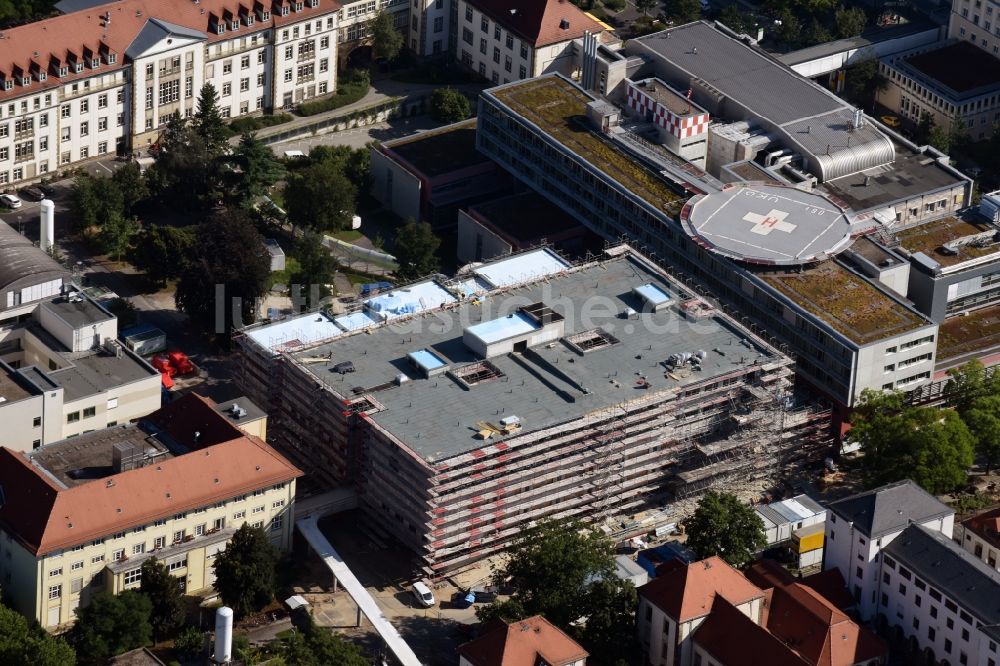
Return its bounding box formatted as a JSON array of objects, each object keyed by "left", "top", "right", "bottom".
[{"left": 120, "top": 324, "right": 166, "bottom": 356}]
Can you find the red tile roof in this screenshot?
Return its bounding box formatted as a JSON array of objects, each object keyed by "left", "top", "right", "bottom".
[
  {"left": 457, "top": 615, "right": 588, "bottom": 666},
  {"left": 763, "top": 583, "right": 886, "bottom": 666},
  {"left": 962, "top": 507, "right": 1000, "bottom": 550},
  {"left": 0, "top": 0, "right": 336, "bottom": 103},
  {"left": 639, "top": 556, "right": 765, "bottom": 623},
  {"left": 745, "top": 558, "right": 796, "bottom": 590},
  {"left": 0, "top": 394, "right": 302, "bottom": 556},
  {"left": 800, "top": 568, "right": 856, "bottom": 613},
  {"left": 694, "top": 596, "right": 809, "bottom": 666},
  {"left": 466, "top": 0, "right": 605, "bottom": 47}
]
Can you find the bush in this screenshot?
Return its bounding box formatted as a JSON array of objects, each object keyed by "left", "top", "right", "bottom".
[
  {"left": 430, "top": 88, "right": 471, "bottom": 123},
  {"left": 173, "top": 627, "right": 205, "bottom": 658},
  {"left": 228, "top": 113, "right": 294, "bottom": 134},
  {"left": 602, "top": 0, "right": 626, "bottom": 11},
  {"left": 298, "top": 70, "right": 370, "bottom": 116}
]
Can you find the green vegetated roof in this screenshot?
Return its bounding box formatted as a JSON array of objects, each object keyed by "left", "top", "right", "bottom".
[
  {"left": 386, "top": 119, "right": 486, "bottom": 177},
  {"left": 492, "top": 77, "right": 683, "bottom": 216},
  {"left": 938, "top": 303, "right": 1000, "bottom": 360},
  {"left": 895, "top": 217, "right": 999, "bottom": 268},
  {"left": 761, "top": 261, "right": 926, "bottom": 345}
]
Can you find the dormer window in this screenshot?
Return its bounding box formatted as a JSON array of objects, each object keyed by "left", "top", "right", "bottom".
[
  {"left": 37, "top": 71, "right": 46, "bottom": 81},
  {"left": 294, "top": 1, "right": 303, "bottom": 10},
  {"left": 246, "top": 14, "right": 255, "bottom": 25},
  {"left": 108, "top": 53, "right": 117, "bottom": 64},
  {"left": 216, "top": 22, "right": 225, "bottom": 34},
  {"left": 3, "top": 80, "right": 12, "bottom": 90},
  {"left": 262, "top": 10, "right": 270, "bottom": 19},
  {"left": 20, "top": 76, "right": 30, "bottom": 86},
  {"left": 310, "top": 0, "right": 319, "bottom": 7},
  {"left": 231, "top": 19, "right": 240, "bottom": 29},
  {"left": 91, "top": 57, "right": 100, "bottom": 68},
  {"left": 280, "top": 5, "right": 290, "bottom": 16},
  {"left": 58, "top": 66, "right": 68, "bottom": 77},
  {"left": 74, "top": 62, "right": 84, "bottom": 73}
]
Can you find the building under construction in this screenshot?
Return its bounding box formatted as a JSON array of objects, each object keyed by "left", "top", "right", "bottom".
[{"left": 235, "top": 246, "right": 830, "bottom": 575}]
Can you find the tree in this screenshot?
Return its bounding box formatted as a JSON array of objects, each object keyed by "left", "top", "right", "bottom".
[
  {"left": 103, "top": 297, "right": 138, "bottom": 329},
  {"left": 718, "top": 4, "right": 752, "bottom": 33},
  {"left": 663, "top": 0, "right": 701, "bottom": 24},
  {"left": 231, "top": 132, "right": 285, "bottom": 203},
  {"left": 476, "top": 519, "right": 638, "bottom": 664},
  {"left": 194, "top": 84, "right": 230, "bottom": 155},
  {"left": 393, "top": 220, "right": 440, "bottom": 281},
  {"left": 139, "top": 559, "right": 185, "bottom": 641},
  {"left": 429, "top": 88, "right": 471, "bottom": 124},
  {"left": 965, "top": 395, "right": 1000, "bottom": 474},
  {"left": 71, "top": 590, "right": 152, "bottom": 663},
  {"left": 212, "top": 524, "right": 280, "bottom": 617},
  {"left": 945, "top": 359, "right": 1000, "bottom": 414},
  {"left": 804, "top": 18, "right": 831, "bottom": 46},
  {"left": 149, "top": 119, "right": 223, "bottom": 210},
  {"left": 636, "top": 0, "right": 658, "bottom": 16},
  {"left": 284, "top": 160, "right": 357, "bottom": 232},
  {"left": 0, "top": 601, "right": 76, "bottom": 666},
  {"left": 843, "top": 59, "right": 888, "bottom": 109},
  {"left": 579, "top": 578, "right": 640, "bottom": 666},
  {"left": 172, "top": 627, "right": 205, "bottom": 659},
  {"left": 683, "top": 491, "right": 766, "bottom": 568},
  {"left": 848, "top": 389, "right": 976, "bottom": 494},
  {"left": 834, "top": 5, "right": 866, "bottom": 38},
  {"left": 292, "top": 232, "right": 338, "bottom": 302},
  {"left": 71, "top": 174, "right": 124, "bottom": 233},
  {"left": 371, "top": 10, "right": 403, "bottom": 63},
  {"left": 928, "top": 124, "right": 950, "bottom": 153},
  {"left": 478, "top": 520, "right": 614, "bottom": 627},
  {"left": 111, "top": 163, "right": 149, "bottom": 216},
  {"left": 307, "top": 144, "right": 371, "bottom": 189},
  {"left": 131, "top": 224, "right": 197, "bottom": 287},
  {"left": 777, "top": 10, "right": 803, "bottom": 46},
  {"left": 282, "top": 620, "right": 369, "bottom": 666},
  {"left": 97, "top": 210, "right": 139, "bottom": 262},
  {"left": 174, "top": 211, "right": 271, "bottom": 336}
]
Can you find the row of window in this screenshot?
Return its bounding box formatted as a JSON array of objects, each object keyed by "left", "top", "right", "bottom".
[
  {"left": 3, "top": 51, "right": 117, "bottom": 90},
  {"left": 462, "top": 5, "right": 531, "bottom": 60}
]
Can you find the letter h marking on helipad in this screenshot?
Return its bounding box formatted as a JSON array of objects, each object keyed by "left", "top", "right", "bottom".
[{"left": 743, "top": 209, "right": 796, "bottom": 235}]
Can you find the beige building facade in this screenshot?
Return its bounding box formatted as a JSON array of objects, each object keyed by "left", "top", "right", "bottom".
[{"left": 0, "top": 393, "right": 301, "bottom": 631}]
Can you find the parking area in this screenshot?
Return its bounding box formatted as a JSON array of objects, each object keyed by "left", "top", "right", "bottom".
[{"left": 311, "top": 511, "right": 496, "bottom": 665}]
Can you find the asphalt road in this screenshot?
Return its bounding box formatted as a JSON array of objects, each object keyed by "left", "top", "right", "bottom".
[{"left": 270, "top": 114, "right": 442, "bottom": 154}]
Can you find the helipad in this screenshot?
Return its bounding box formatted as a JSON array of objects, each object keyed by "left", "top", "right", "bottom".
[{"left": 680, "top": 183, "right": 855, "bottom": 266}]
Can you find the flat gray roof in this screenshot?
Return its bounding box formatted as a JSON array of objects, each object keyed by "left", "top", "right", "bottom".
[
  {"left": 628, "top": 22, "right": 895, "bottom": 181},
  {"left": 823, "top": 144, "right": 967, "bottom": 212},
  {"left": 634, "top": 22, "right": 840, "bottom": 126},
  {"left": 290, "top": 252, "right": 781, "bottom": 463},
  {"left": 40, "top": 296, "right": 114, "bottom": 329},
  {"left": 681, "top": 183, "right": 855, "bottom": 265},
  {"left": 28, "top": 423, "right": 174, "bottom": 489},
  {"left": 49, "top": 348, "right": 158, "bottom": 401},
  {"left": 214, "top": 397, "right": 267, "bottom": 426}
]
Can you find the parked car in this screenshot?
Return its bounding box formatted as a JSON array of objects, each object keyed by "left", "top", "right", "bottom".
[
  {"left": 412, "top": 580, "right": 436, "bottom": 608},
  {"left": 20, "top": 187, "right": 44, "bottom": 201},
  {"left": 0, "top": 193, "right": 22, "bottom": 208}
]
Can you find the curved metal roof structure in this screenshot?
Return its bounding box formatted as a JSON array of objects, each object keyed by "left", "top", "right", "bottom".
[
  {"left": 628, "top": 22, "right": 896, "bottom": 182},
  {"left": 0, "top": 221, "right": 67, "bottom": 293}
]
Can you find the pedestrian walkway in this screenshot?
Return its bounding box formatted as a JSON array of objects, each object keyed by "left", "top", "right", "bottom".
[
  {"left": 296, "top": 515, "right": 423, "bottom": 666},
  {"left": 233, "top": 78, "right": 486, "bottom": 145}
]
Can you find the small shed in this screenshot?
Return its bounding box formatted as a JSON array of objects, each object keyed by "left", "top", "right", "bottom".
[
  {"left": 264, "top": 238, "right": 286, "bottom": 272},
  {"left": 755, "top": 494, "right": 826, "bottom": 546}
]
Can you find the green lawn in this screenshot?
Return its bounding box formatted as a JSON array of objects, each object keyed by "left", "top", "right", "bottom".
[
  {"left": 268, "top": 256, "right": 302, "bottom": 289},
  {"left": 331, "top": 228, "right": 363, "bottom": 242}
]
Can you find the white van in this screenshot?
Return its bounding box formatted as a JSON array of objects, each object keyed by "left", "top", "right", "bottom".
[{"left": 412, "top": 580, "right": 436, "bottom": 608}]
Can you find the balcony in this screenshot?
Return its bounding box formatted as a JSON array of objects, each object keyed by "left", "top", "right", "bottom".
[{"left": 105, "top": 526, "right": 236, "bottom": 575}]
